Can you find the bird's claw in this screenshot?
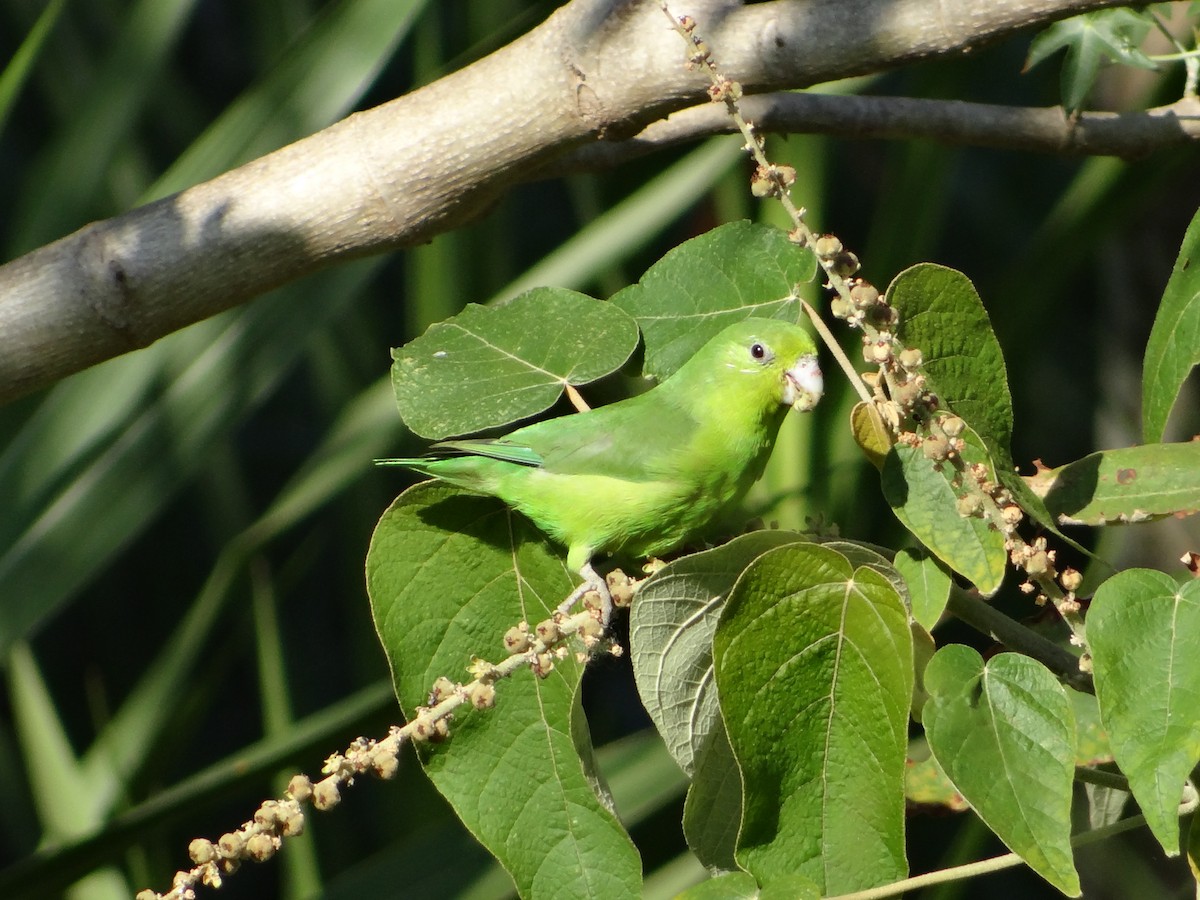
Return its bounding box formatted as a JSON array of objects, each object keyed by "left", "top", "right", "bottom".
[{"left": 557, "top": 562, "right": 614, "bottom": 628}]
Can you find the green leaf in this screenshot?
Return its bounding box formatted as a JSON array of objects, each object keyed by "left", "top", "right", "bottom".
[
  {"left": 894, "top": 547, "right": 952, "bottom": 631},
  {"left": 1089, "top": 569, "right": 1200, "bottom": 855},
  {"left": 1039, "top": 441, "right": 1200, "bottom": 525},
  {"left": 1025, "top": 10, "right": 1157, "bottom": 114},
  {"left": 1143, "top": 204, "right": 1200, "bottom": 444},
  {"left": 1071, "top": 690, "right": 1113, "bottom": 768},
  {"left": 632, "top": 530, "right": 804, "bottom": 776},
  {"left": 366, "top": 482, "right": 640, "bottom": 898},
  {"left": 391, "top": 288, "right": 638, "bottom": 439},
  {"left": 815, "top": 539, "right": 911, "bottom": 603},
  {"left": 887, "top": 263, "right": 1081, "bottom": 551},
  {"left": 904, "top": 738, "right": 969, "bottom": 812},
  {"left": 630, "top": 531, "right": 804, "bottom": 870},
  {"left": 882, "top": 423, "right": 1008, "bottom": 596},
  {"left": 681, "top": 731, "right": 742, "bottom": 872},
  {"left": 676, "top": 871, "right": 766, "bottom": 900},
  {"left": 611, "top": 221, "right": 815, "bottom": 380},
  {"left": 923, "top": 646, "right": 1081, "bottom": 896},
  {"left": 888, "top": 263, "right": 1013, "bottom": 457},
  {"left": 714, "top": 543, "right": 911, "bottom": 893},
  {"left": 850, "top": 400, "right": 892, "bottom": 470}
]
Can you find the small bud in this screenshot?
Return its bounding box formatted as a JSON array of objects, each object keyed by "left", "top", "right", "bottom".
[
  {"left": 830, "top": 296, "right": 855, "bottom": 320},
  {"left": 898, "top": 348, "right": 924, "bottom": 369},
  {"left": 867, "top": 304, "right": 900, "bottom": 329},
  {"left": 253, "top": 800, "right": 279, "bottom": 827},
  {"left": 136, "top": 891, "right": 160, "bottom": 900},
  {"left": 940, "top": 415, "right": 965, "bottom": 437},
  {"left": 503, "top": 626, "right": 531, "bottom": 654},
  {"left": 428, "top": 676, "right": 456, "bottom": 705},
  {"left": 1000, "top": 504, "right": 1023, "bottom": 526},
  {"left": 534, "top": 619, "right": 561, "bottom": 644},
  {"left": 278, "top": 801, "right": 306, "bottom": 835},
  {"left": 1025, "top": 550, "right": 1052, "bottom": 576},
  {"left": 607, "top": 570, "right": 636, "bottom": 607},
  {"left": 707, "top": 78, "right": 743, "bottom": 102},
  {"left": 189, "top": 838, "right": 218, "bottom": 865},
  {"left": 371, "top": 750, "right": 399, "bottom": 780},
  {"left": 469, "top": 682, "right": 497, "bottom": 710},
  {"left": 750, "top": 166, "right": 777, "bottom": 197},
  {"left": 218, "top": 831, "right": 245, "bottom": 859},
  {"left": 892, "top": 378, "right": 924, "bottom": 409},
  {"left": 312, "top": 779, "right": 341, "bottom": 811},
  {"left": 287, "top": 774, "right": 313, "bottom": 803},
  {"left": 578, "top": 614, "right": 604, "bottom": 641},
  {"left": 245, "top": 833, "right": 277, "bottom": 863},
  {"left": 922, "top": 434, "right": 950, "bottom": 462},
  {"left": 956, "top": 495, "right": 982, "bottom": 517},
  {"left": 849, "top": 282, "right": 880, "bottom": 308},
  {"left": 1060, "top": 567, "right": 1083, "bottom": 592},
  {"left": 814, "top": 234, "right": 843, "bottom": 258},
  {"left": 830, "top": 251, "right": 861, "bottom": 277}
]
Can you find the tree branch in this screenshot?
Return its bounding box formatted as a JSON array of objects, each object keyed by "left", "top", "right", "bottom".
[
  {"left": 945, "top": 585, "right": 1094, "bottom": 694},
  {"left": 560, "top": 94, "right": 1200, "bottom": 172},
  {"left": 0, "top": 0, "right": 1135, "bottom": 402}
]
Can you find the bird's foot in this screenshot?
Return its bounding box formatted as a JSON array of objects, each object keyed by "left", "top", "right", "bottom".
[{"left": 557, "top": 562, "right": 614, "bottom": 627}]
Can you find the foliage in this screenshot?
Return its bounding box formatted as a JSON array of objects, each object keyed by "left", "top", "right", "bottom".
[{"left": 1, "top": 3, "right": 1199, "bottom": 900}]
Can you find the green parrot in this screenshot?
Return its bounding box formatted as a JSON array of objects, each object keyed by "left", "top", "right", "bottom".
[{"left": 378, "top": 317, "right": 823, "bottom": 621}]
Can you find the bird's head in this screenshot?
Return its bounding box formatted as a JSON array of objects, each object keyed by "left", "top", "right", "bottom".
[{"left": 707, "top": 318, "right": 824, "bottom": 413}]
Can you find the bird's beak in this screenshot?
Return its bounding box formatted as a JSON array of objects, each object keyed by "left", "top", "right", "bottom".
[{"left": 784, "top": 355, "right": 823, "bottom": 412}]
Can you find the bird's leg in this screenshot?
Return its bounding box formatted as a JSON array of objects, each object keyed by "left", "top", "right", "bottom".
[{"left": 555, "top": 561, "right": 614, "bottom": 626}]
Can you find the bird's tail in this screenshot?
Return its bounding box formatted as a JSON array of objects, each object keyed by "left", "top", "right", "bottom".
[{"left": 374, "top": 455, "right": 499, "bottom": 494}]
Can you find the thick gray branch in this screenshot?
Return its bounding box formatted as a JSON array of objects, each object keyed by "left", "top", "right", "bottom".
[{"left": 0, "top": 0, "right": 1135, "bottom": 402}]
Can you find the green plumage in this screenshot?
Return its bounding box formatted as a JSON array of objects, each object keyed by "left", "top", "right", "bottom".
[{"left": 379, "top": 318, "right": 823, "bottom": 577}]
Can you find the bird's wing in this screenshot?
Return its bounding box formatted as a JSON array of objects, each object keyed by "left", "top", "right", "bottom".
[{"left": 510, "top": 393, "right": 699, "bottom": 481}]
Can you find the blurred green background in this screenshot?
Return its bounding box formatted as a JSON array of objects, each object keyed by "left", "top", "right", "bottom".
[{"left": 1, "top": 1, "right": 1197, "bottom": 898}]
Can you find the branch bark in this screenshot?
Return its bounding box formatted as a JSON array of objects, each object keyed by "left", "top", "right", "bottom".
[{"left": 0, "top": 0, "right": 1135, "bottom": 402}]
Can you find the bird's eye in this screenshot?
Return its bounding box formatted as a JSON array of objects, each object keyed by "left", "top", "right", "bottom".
[{"left": 750, "top": 342, "right": 767, "bottom": 361}]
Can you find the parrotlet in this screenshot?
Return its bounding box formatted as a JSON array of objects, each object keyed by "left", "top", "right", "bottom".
[{"left": 379, "top": 318, "right": 823, "bottom": 621}]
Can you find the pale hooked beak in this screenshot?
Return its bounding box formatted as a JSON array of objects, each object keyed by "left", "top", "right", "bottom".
[{"left": 784, "top": 355, "right": 823, "bottom": 412}]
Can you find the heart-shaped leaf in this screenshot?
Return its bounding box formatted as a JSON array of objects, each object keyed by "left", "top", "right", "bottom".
[
  {"left": 392, "top": 287, "right": 638, "bottom": 438},
  {"left": 611, "top": 221, "right": 815, "bottom": 379},
  {"left": 366, "top": 482, "right": 640, "bottom": 898},
  {"left": 631, "top": 531, "right": 805, "bottom": 870},
  {"left": 714, "top": 543, "right": 911, "bottom": 893},
  {"left": 1089, "top": 569, "right": 1200, "bottom": 854},
  {"left": 923, "top": 646, "right": 1080, "bottom": 896}
]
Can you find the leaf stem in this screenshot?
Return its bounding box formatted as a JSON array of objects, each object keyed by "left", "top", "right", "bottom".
[
  {"left": 800, "top": 299, "right": 871, "bottom": 404},
  {"left": 826, "top": 808, "right": 1181, "bottom": 900}
]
